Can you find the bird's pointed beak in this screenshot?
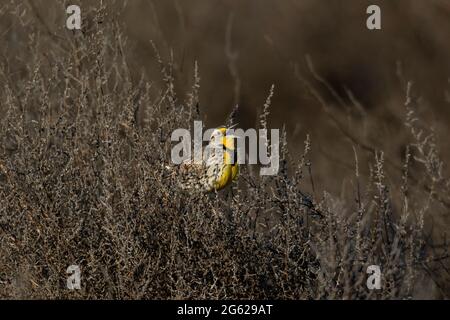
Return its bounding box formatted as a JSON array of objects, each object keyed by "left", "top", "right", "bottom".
[{"left": 228, "top": 123, "right": 238, "bottom": 130}]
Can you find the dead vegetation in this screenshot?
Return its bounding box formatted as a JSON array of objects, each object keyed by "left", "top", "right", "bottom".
[{"left": 0, "top": 1, "right": 449, "bottom": 299}]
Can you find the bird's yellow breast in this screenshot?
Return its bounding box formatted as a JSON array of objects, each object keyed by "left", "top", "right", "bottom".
[
  {"left": 212, "top": 151, "right": 239, "bottom": 191},
  {"left": 203, "top": 127, "right": 239, "bottom": 192}
]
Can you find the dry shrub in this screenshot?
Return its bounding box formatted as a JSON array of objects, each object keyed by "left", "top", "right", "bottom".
[{"left": 0, "top": 1, "right": 448, "bottom": 299}]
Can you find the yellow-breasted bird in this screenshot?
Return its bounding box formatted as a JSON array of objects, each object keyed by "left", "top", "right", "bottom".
[{"left": 167, "top": 126, "right": 239, "bottom": 192}]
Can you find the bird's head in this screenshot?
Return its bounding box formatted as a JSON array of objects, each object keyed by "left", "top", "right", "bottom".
[{"left": 209, "top": 125, "right": 239, "bottom": 151}]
